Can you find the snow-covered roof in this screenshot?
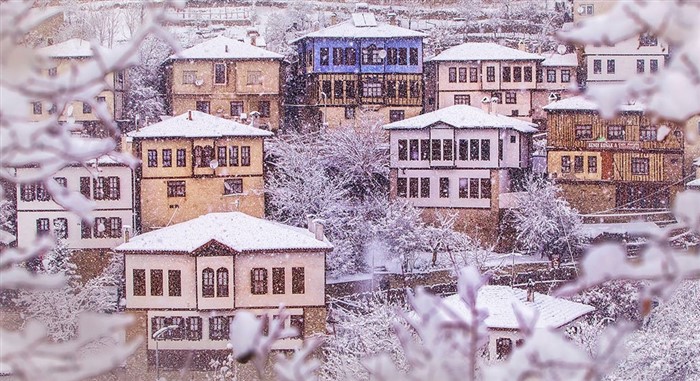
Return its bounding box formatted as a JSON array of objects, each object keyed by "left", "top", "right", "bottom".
[
  {"left": 428, "top": 42, "right": 544, "bottom": 62},
  {"left": 543, "top": 96, "right": 646, "bottom": 112},
  {"left": 693, "top": 157, "right": 700, "bottom": 167},
  {"left": 541, "top": 52, "right": 578, "bottom": 67},
  {"left": 291, "top": 13, "right": 426, "bottom": 42},
  {"left": 442, "top": 285, "right": 594, "bottom": 330},
  {"left": 168, "top": 36, "right": 283, "bottom": 60},
  {"left": 38, "top": 38, "right": 105, "bottom": 58},
  {"left": 116, "top": 212, "right": 333, "bottom": 253},
  {"left": 687, "top": 179, "right": 700, "bottom": 187},
  {"left": 128, "top": 111, "right": 274, "bottom": 139},
  {"left": 383, "top": 105, "right": 538, "bottom": 133},
  {"left": 580, "top": 222, "right": 661, "bottom": 238}
]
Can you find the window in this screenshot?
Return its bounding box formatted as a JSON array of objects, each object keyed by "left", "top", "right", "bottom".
[
  {"left": 81, "top": 221, "right": 92, "bottom": 239},
  {"left": 574, "top": 156, "right": 584, "bottom": 173},
  {"left": 346, "top": 80, "right": 356, "bottom": 98},
  {"left": 491, "top": 92, "right": 502, "bottom": 104},
  {"left": 32, "top": 101, "right": 42, "bottom": 114},
  {"left": 36, "top": 218, "right": 50, "bottom": 236},
  {"left": 53, "top": 218, "right": 67, "bottom": 239},
  {"left": 258, "top": 101, "right": 270, "bottom": 117},
  {"left": 79, "top": 177, "right": 90, "bottom": 199},
  {"left": 575, "top": 125, "right": 593, "bottom": 140},
  {"left": 176, "top": 149, "right": 186, "bottom": 167},
  {"left": 193, "top": 146, "right": 203, "bottom": 167},
  {"left": 204, "top": 145, "right": 213, "bottom": 167},
  {"left": 469, "top": 178, "right": 479, "bottom": 199},
  {"left": 229, "top": 146, "right": 238, "bottom": 166},
  {"left": 97, "top": 96, "right": 106, "bottom": 105},
  {"left": 496, "top": 338, "right": 513, "bottom": 360},
  {"left": 48, "top": 67, "right": 57, "bottom": 77},
  {"left": 196, "top": 101, "right": 210, "bottom": 113},
  {"left": 187, "top": 317, "right": 202, "bottom": 340},
  {"left": 499, "top": 139, "right": 504, "bottom": 161},
  {"left": 398, "top": 140, "right": 407, "bottom": 161},
  {"left": 486, "top": 66, "right": 495, "bottom": 82},
  {"left": 443, "top": 139, "right": 453, "bottom": 161},
  {"left": 398, "top": 80, "right": 408, "bottom": 98},
  {"left": 217, "top": 146, "right": 227, "bottom": 167},
  {"left": 637, "top": 59, "right": 645, "bottom": 73},
  {"left": 650, "top": 59, "right": 659, "bottom": 73},
  {"left": 448, "top": 67, "right": 457, "bottom": 83},
  {"left": 536, "top": 68, "right": 543, "bottom": 83},
  {"left": 398, "top": 48, "right": 407, "bottom": 65},
  {"left": 20, "top": 184, "right": 35, "bottom": 202},
  {"left": 410, "top": 48, "right": 419, "bottom": 65},
  {"left": 468, "top": 139, "right": 479, "bottom": 161},
  {"left": 224, "top": 178, "right": 243, "bottom": 195},
  {"left": 213, "top": 63, "right": 227, "bottom": 84},
  {"left": 107, "top": 177, "right": 120, "bottom": 200},
  {"left": 230, "top": 101, "right": 243, "bottom": 117},
  {"left": 607, "top": 59, "right": 616, "bottom": 74},
  {"left": 409, "top": 139, "right": 419, "bottom": 161},
  {"left": 209, "top": 316, "right": 229, "bottom": 341},
  {"left": 561, "top": 69, "right": 571, "bottom": 82},
  {"left": 409, "top": 178, "right": 419, "bottom": 198},
  {"left": 361, "top": 44, "right": 383, "bottom": 65},
  {"left": 109, "top": 217, "right": 122, "bottom": 238},
  {"left": 292, "top": 267, "right": 305, "bottom": 294},
  {"left": 631, "top": 158, "right": 650, "bottom": 175},
  {"left": 345, "top": 48, "right": 357, "bottom": 65},
  {"left": 251, "top": 268, "right": 268, "bottom": 294},
  {"left": 469, "top": 67, "right": 478, "bottom": 82},
  {"left": 640, "top": 125, "right": 657, "bottom": 141},
  {"left": 48, "top": 103, "right": 57, "bottom": 114},
  {"left": 182, "top": 70, "right": 196, "bottom": 84},
  {"left": 334, "top": 80, "right": 344, "bottom": 98},
  {"left": 607, "top": 125, "right": 625, "bottom": 140},
  {"left": 168, "top": 270, "right": 181, "bottom": 297},
  {"left": 152, "top": 317, "right": 166, "bottom": 339},
  {"left": 54, "top": 177, "right": 67, "bottom": 188},
  {"left": 168, "top": 317, "right": 185, "bottom": 340},
  {"left": 290, "top": 315, "right": 304, "bottom": 337},
  {"left": 147, "top": 149, "right": 157, "bottom": 167},
  {"left": 272, "top": 267, "right": 285, "bottom": 294},
  {"left": 410, "top": 81, "right": 420, "bottom": 98},
  {"left": 593, "top": 59, "right": 602, "bottom": 74},
  {"left": 386, "top": 48, "right": 397, "bottom": 65},
  {"left": 420, "top": 178, "right": 430, "bottom": 198},
  {"left": 397, "top": 178, "right": 407, "bottom": 198},
  {"left": 241, "top": 146, "right": 251, "bottom": 166},
  {"left": 362, "top": 79, "right": 382, "bottom": 97},
  {"left": 458, "top": 67, "right": 467, "bottom": 82},
  {"left": 333, "top": 48, "right": 343, "bottom": 65},
  {"left": 93, "top": 177, "right": 106, "bottom": 200},
  {"left": 505, "top": 92, "right": 516, "bottom": 104},
  {"left": 247, "top": 71, "right": 262, "bottom": 85},
  {"left": 420, "top": 140, "right": 430, "bottom": 160},
  {"left": 502, "top": 67, "right": 511, "bottom": 82},
  {"left": 480, "top": 178, "right": 491, "bottom": 199},
  {"left": 588, "top": 156, "right": 598, "bottom": 173},
  {"left": 454, "top": 95, "right": 470, "bottom": 105},
  {"left": 389, "top": 110, "right": 405, "bottom": 122},
  {"left": 458, "top": 178, "right": 468, "bottom": 199},
  {"left": 639, "top": 33, "right": 658, "bottom": 46},
  {"left": 513, "top": 67, "right": 522, "bottom": 82},
  {"left": 167, "top": 181, "right": 186, "bottom": 197},
  {"left": 547, "top": 69, "right": 556, "bottom": 83},
  {"left": 344, "top": 106, "right": 355, "bottom": 120},
  {"left": 432, "top": 140, "right": 442, "bottom": 161},
  {"left": 216, "top": 268, "right": 229, "bottom": 297},
  {"left": 524, "top": 67, "right": 533, "bottom": 82},
  {"left": 157, "top": 150, "right": 171, "bottom": 169},
  {"left": 202, "top": 268, "right": 215, "bottom": 297},
  {"left": 150, "top": 269, "right": 163, "bottom": 296},
  {"left": 439, "top": 178, "right": 449, "bottom": 198},
  {"left": 82, "top": 102, "right": 92, "bottom": 114},
  {"left": 458, "top": 140, "right": 468, "bottom": 161},
  {"left": 481, "top": 140, "right": 491, "bottom": 161},
  {"left": 561, "top": 156, "right": 571, "bottom": 173},
  {"left": 133, "top": 269, "right": 146, "bottom": 296},
  {"left": 386, "top": 80, "right": 396, "bottom": 98},
  {"left": 320, "top": 48, "right": 329, "bottom": 66},
  {"left": 93, "top": 217, "right": 108, "bottom": 238}
]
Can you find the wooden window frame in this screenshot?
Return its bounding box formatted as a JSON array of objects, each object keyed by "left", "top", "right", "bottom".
[
  {"left": 133, "top": 269, "right": 146, "bottom": 296},
  {"left": 150, "top": 269, "right": 163, "bottom": 296},
  {"left": 162, "top": 149, "right": 172, "bottom": 167},
  {"left": 272, "top": 267, "right": 285, "bottom": 294},
  {"left": 216, "top": 267, "right": 229, "bottom": 297},
  {"left": 168, "top": 270, "right": 182, "bottom": 297},
  {"left": 292, "top": 267, "right": 305, "bottom": 294},
  {"left": 223, "top": 178, "right": 243, "bottom": 195},
  {"left": 202, "top": 267, "right": 215, "bottom": 297},
  {"left": 251, "top": 268, "right": 268, "bottom": 295}
]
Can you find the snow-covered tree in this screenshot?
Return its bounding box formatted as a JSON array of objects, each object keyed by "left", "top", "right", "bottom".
[
  {"left": 124, "top": 35, "right": 171, "bottom": 128},
  {"left": 264, "top": 1, "right": 317, "bottom": 59},
  {"left": 510, "top": 175, "right": 584, "bottom": 260}
]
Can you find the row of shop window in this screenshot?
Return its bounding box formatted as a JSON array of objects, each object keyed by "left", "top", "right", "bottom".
[
  {"left": 397, "top": 177, "right": 491, "bottom": 200},
  {"left": 398, "top": 138, "right": 493, "bottom": 162},
  {"left": 147, "top": 146, "right": 251, "bottom": 168}
]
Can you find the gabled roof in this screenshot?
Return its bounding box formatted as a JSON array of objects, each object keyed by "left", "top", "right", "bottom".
[
  {"left": 115, "top": 212, "right": 333, "bottom": 253},
  {"left": 442, "top": 285, "right": 594, "bottom": 330},
  {"left": 383, "top": 105, "right": 538, "bottom": 133},
  {"left": 428, "top": 42, "right": 544, "bottom": 62},
  {"left": 38, "top": 38, "right": 106, "bottom": 58},
  {"left": 168, "top": 36, "right": 283, "bottom": 61},
  {"left": 543, "top": 96, "right": 645, "bottom": 112},
  {"left": 128, "top": 111, "right": 273, "bottom": 139},
  {"left": 291, "top": 13, "right": 426, "bottom": 42},
  {"left": 541, "top": 52, "right": 578, "bottom": 67}
]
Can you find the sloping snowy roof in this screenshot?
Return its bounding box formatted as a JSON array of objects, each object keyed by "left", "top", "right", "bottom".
[
  {"left": 442, "top": 286, "right": 594, "bottom": 330},
  {"left": 428, "top": 43, "right": 544, "bottom": 62},
  {"left": 693, "top": 157, "right": 700, "bottom": 166},
  {"left": 291, "top": 13, "right": 426, "bottom": 42},
  {"left": 580, "top": 222, "right": 661, "bottom": 238},
  {"left": 687, "top": 179, "right": 700, "bottom": 187},
  {"left": 383, "top": 105, "right": 538, "bottom": 133},
  {"left": 543, "top": 96, "right": 646, "bottom": 112},
  {"left": 116, "top": 212, "right": 333, "bottom": 253},
  {"left": 541, "top": 52, "right": 578, "bottom": 67},
  {"left": 38, "top": 38, "right": 105, "bottom": 58},
  {"left": 168, "top": 36, "right": 283, "bottom": 60},
  {"left": 128, "top": 111, "right": 274, "bottom": 139}
]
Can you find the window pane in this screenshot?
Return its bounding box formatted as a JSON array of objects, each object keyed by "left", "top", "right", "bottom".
[
  {"left": 168, "top": 270, "right": 181, "bottom": 296},
  {"left": 272, "top": 267, "right": 285, "bottom": 294},
  {"left": 133, "top": 269, "right": 146, "bottom": 296},
  {"left": 292, "top": 267, "right": 305, "bottom": 294},
  {"left": 150, "top": 270, "right": 163, "bottom": 296}
]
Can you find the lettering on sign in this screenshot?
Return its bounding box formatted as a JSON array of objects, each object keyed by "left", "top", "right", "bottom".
[{"left": 586, "top": 141, "right": 641, "bottom": 150}]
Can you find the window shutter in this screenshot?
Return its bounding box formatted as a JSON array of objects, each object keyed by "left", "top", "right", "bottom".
[{"left": 250, "top": 269, "right": 256, "bottom": 294}]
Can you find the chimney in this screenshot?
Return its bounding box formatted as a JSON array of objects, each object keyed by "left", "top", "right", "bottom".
[
  {"left": 480, "top": 96, "right": 492, "bottom": 114},
  {"left": 330, "top": 12, "right": 338, "bottom": 26},
  {"left": 122, "top": 226, "right": 132, "bottom": 243},
  {"left": 526, "top": 278, "right": 535, "bottom": 302},
  {"left": 355, "top": 2, "right": 369, "bottom": 12},
  {"left": 313, "top": 219, "right": 325, "bottom": 241},
  {"left": 517, "top": 40, "right": 527, "bottom": 52},
  {"left": 388, "top": 11, "right": 398, "bottom": 26},
  {"left": 188, "top": 110, "right": 192, "bottom": 120},
  {"left": 247, "top": 28, "right": 259, "bottom": 46},
  {"left": 225, "top": 44, "right": 229, "bottom": 53},
  {"left": 306, "top": 214, "right": 315, "bottom": 234}
]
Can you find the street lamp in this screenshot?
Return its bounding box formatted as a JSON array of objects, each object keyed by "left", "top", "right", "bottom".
[{"left": 152, "top": 324, "right": 179, "bottom": 381}]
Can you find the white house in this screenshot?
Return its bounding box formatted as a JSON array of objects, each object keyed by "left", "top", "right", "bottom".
[
  {"left": 383, "top": 105, "right": 538, "bottom": 246},
  {"left": 15, "top": 156, "right": 134, "bottom": 251},
  {"left": 441, "top": 285, "right": 594, "bottom": 360},
  {"left": 115, "top": 212, "right": 332, "bottom": 368},
  {"left": 532, "top": 52, "right": 579, "bottom": 124}
]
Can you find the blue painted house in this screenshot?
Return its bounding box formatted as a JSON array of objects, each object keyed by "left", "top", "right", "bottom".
[{"left": 289, "top": 12, "right": 426, "bottom": 129}]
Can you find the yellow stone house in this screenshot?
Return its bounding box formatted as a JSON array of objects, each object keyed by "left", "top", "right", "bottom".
[
  {"left": 163, "top": 36, "right": 285, "bottom": 132},
  {"left": 128, "top": 110, "right": 273, "bottom": 232}
]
